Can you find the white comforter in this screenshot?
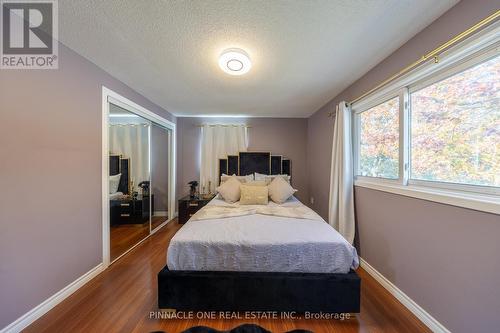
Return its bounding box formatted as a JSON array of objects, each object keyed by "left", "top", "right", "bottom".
[{"left": 167, "top": 196, "right": 359, "bottom": 273}]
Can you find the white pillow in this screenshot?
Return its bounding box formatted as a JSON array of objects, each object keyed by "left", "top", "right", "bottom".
[
  {"left": 254, "top": 172, "right": 267, "bottom": 181},
  {"left": 221, "top": 173, "right": 254, "bottom": 184},
  {"left": 268, "top": 176, "right": 297, "bottom": 204},
  {"left": 109, "top": 173, "right": 121, "bottom": 194},
  {"left": 254, "top": 172, "right": 291, "bottom": 184},
  {"left": 216, "top": 176, "right": 242, "bottom": 203}
]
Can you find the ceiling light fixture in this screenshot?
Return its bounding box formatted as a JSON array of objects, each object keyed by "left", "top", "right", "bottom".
[{"left": 219, "top": 48, "right": 251, "bottom": 75}]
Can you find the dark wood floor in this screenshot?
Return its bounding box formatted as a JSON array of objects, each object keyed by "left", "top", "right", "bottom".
[
  {"left": 152, "top": 215, "right": 168, "bottom": 230},
  {"left": 110, "top": 216, "right": 169, "bottom": 261},
  {"left": 110, "top": 223, "right": 149, "bottom": 261},
  {"left": 26, "top": 220, "right": 430, "bottom": 333}
]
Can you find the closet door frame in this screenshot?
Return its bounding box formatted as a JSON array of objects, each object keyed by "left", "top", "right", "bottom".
[{"left": 101, "top": 86, "right": 176, "bottom": 268}]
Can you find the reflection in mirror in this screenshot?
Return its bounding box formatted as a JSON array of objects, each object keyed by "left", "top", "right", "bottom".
[
  {"left": 151, "top": 123, "right": 170, "bottom": 231},
  {"left": 108, "top": 103, "right": 151, "bottom": 261}
]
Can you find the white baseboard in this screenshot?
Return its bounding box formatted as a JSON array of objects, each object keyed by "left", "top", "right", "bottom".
[
  {"left": 360, "top": 258, "right": 450, "bottom": 333},
  {"left": 1, "top": 263, "right": 104, "bottom": 333},
  {"left": 153, "top": 210, "right": 168, "bottom": 217}
]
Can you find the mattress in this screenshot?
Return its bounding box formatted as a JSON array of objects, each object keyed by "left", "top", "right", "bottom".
[{"left": 167, "top": 197, "right": 359, "bottom": 273}]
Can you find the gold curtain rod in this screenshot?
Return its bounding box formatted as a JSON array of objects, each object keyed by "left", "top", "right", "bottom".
[
  {"left": 347, "top": 10, "right": 500, "bottom": 106},
  {"left": 196, "top": 124, "right": 252, "bottom": 128}
]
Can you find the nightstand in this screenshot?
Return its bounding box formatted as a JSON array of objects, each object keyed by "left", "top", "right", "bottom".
[
  {"left": 110, "top": 194, "right": 154, "bottom": 225},
  {"left": 178, "top": 195, "right": 215, "bottom": 224}
]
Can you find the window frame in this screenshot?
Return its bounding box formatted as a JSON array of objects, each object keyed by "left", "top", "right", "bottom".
[
  {"left": 352, "top": 21, "right": 500, "bottom": 214},
  {"left": 353, "top": 92, "right": 403, "bottom": 184},
  {"left": 408, "top": 45, "right": 500, "bottom": 196}
]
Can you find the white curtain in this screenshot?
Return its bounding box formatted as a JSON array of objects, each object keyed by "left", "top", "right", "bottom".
[
  {"left": 200, "top": 124, "right": 248, "bottom": 193},
  {"left": 328, "top": 101, "right": 355, "bottom": 244},
  {"left": 109, "top": 124, "right": 150, "bottom": 192}
]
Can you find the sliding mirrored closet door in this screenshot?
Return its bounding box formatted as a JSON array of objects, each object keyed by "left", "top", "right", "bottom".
[
  {"left": 108, "top": 103, "right": 152, "bottom": 261},
  {"left": 150, "top": 123, "right": 171, "bottom": 232},
  {"left": 106, "top": 93, "right": 175, "bottom": 264}
]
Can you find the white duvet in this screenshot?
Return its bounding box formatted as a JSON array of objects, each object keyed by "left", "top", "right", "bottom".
[{"left": 167, "top": 196, "right": 359, "bottom": 273}]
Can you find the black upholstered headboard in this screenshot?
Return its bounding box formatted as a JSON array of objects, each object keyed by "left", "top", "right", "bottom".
[
  {"left": 282, "top": 159, "right": 291, "bottom": 176},
  {"left": 219, "top": 158, "right": 228, "bottom": 180},
  {"left": 110, "top": 155, "right": 120, "bottom": 175},
  {"left": 227, "top": 155, "right": 239, "bottom": 175},
  {"left": 271, "top": 155, "right": 282, "bottom": 174},
  {"left": 109, "top": 155, "right": 130, "bottom": 194},
  {"left": 218, "top": 151, "right": 292, "bottom": 184},
  {"left": 239, "top": 152, "right": 271, "bottom": 176}
]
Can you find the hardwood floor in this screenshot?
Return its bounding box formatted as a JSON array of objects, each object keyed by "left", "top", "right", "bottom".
[
  {"left": 110, "top": 216, "right": 169, "bottom": 261},
  {"left": 110, "top": 223, "right": 149, "bottom": 261},
  {"left": 152, "top": 215, "right": 168, "bottom": 230},
  {"left": 26, "top": 220, "right": 430, "bottom": 333}
]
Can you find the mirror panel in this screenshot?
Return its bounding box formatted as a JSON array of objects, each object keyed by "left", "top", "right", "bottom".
[
  {"left": 108, "top": 103, "right": 151, "bottom": 262},
  {"left": 150, "top": 122, "right": 171, "bottom": 232}
]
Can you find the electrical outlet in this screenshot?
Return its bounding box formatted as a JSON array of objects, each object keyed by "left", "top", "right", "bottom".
[{"left": 310, "top": 197, "right": 314, "bottom": 205}]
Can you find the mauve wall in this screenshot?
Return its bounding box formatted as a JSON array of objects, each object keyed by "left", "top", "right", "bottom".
[
  {"left": 307, "top": 1, "right": 500, "bottom": 332},
  {"left": 0, "top": 43, "right": 175, "bottom": 328},
  {"left": 355, "top": 188, "right": 500, "bottom": 333},
  {"left": 177, "top": 117, "right": 309, "bottom": 204}
]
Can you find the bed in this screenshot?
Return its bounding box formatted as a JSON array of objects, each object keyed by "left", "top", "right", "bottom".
[
  {"left": 158, "top": 151, "right": 361, "bottom": 313},
  {"left": 168, "top": 196, "right": 358, "bottom": 273}
]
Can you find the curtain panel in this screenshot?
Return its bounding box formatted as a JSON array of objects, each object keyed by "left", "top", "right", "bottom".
[
  {"left": 109, "top": 124, "right": 150, "bottom": 192},
  {"left": 200, "top": 124, "right": 248, "bottom": 193},
  {"left": 328, "top": 102, "right": 355, "bottom": 244}
]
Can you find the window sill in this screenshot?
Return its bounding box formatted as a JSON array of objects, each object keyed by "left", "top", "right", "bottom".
[{"left": 354, "top": 179, "right": 500, "bottom": 215}]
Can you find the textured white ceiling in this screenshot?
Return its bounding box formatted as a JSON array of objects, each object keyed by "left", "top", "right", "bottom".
[{"left": 59, "top": 0, "right": 457, "bottom": 117}]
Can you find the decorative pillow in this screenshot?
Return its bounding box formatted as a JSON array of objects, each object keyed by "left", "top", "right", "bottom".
[
  {"left": 216, "top": 176, "right": 242, "bottom": 203},
  {"left": 268, "top": 176, "right": 297, "bottom": 204},
  {"left": 240, "top": 184, "right": 269, "bottom": 205},
  {"left": 221, "top": 173, "right": 254, "bottom": 184},
  {"left": 254, "top": 172, "right": 267, "bottom": 181},
  {"left": 254, "top": 172, "right": 290, "bottom": 184},
  {"left": 245, "top": 180, "right": 268, "bottom": 187},
  {"left": 109, "top": 173, "right": 121, "bottom": 194}
]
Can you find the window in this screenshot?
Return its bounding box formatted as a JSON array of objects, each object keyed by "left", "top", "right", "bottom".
[
  {"left": 352, "top": 28, "right": 500, "bottom": 214},
  {"left": 410, "top": 55, "right": 500, "bottom": 188},
  {"left": 359, "top": 97, "right": 399, "bottom": 179}
]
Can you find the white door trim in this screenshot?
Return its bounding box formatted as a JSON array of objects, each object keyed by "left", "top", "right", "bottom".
[{"left": 102, "top": 86, "right": 176, "bottom": 268}]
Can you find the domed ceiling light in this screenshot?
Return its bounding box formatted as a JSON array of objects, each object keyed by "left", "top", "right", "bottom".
[{"left": 218, "top": 48, "right": 251, "bottom": 75}]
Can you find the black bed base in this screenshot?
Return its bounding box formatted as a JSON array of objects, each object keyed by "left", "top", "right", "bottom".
[{"left": 158, "top": 266, "right": 360, "bottom": 313}]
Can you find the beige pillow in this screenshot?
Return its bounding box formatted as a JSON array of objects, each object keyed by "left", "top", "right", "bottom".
[
  {"left": 268, "top": 176, "right": 297, "bottom": 204},
  {"left": 245, "top": 180, "right": 268, "bottom": 187},
  {"left": 240, "top": 184, "right": 269, "bottom": 205},
  {"left": 216, "top": 176, "right": 241, "bottom": 203}
]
